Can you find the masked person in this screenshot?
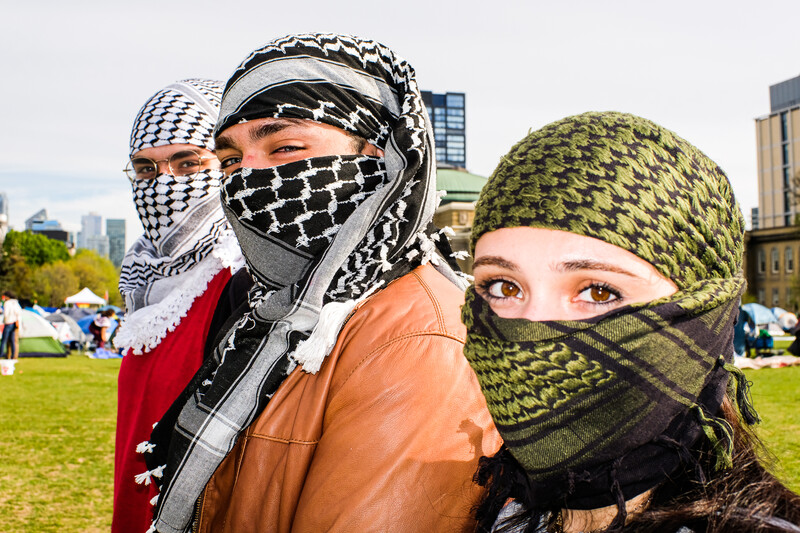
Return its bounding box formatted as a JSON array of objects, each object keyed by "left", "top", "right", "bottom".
[
  {"left": 140, "top": 34, "right": 501, "bottom": 533},
  {"left": 463, "top": 112, "right": 800, "bottom": 533},
  {"left": 112, "top": 79, "right": 246, "bottom": 533}
]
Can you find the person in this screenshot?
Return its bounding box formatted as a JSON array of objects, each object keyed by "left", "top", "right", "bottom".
[
  {"left": 1, "top": 291, "right": 22, "bottom": 359},
  {"left": 111, "top": 79, "right": 247, "bottom": 533},
  {"left": 141, "top": 33, "right": 500, "bottom": 533},
  {"left": 462, "top": 112, "right": 800, "bottom": 532},
  {"left": 88, "top": 309, "right": 115, "bottom": 349}
]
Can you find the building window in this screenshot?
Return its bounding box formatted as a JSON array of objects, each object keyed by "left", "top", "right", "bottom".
[
  {"left": 783, "top": 143, "right": 790, "bottom": 166},
  {"left": 781, "top": 111, "right": 789, "bottom": 142},
  {"left": 758, "top": 249, "right": 766, "bottom": 274},
  {"left": 787, "top": 247, "right": 794, "bottom": 272},
  {"left": 772, "top": 247, "right": 780, "bottom": 273},
  {"left": 446, "top": 93, "right": 464, "bottom": 108},
  {"left": 773, "top": 288, "right": 780, "bottom": 306},
  {"left": 758, "top": 288, "right": 765, "bottom": 305}
]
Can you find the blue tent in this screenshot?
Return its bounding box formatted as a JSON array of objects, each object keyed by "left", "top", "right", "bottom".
[{"left": 741, "top": 303, "right": 779, "bottom": 326}]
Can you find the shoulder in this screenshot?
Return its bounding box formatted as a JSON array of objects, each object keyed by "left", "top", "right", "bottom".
[{"left": 328, "top": 263, "right": 468, "bottom": 392}]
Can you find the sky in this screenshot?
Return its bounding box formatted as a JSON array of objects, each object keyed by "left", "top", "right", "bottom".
[{"left": 2, "top": 0, "right": 799, "bottom": 251}]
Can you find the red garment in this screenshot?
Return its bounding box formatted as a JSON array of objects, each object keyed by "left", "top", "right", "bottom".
[{"left": 112, "top": 269, "right": 232, "bottom": 533}]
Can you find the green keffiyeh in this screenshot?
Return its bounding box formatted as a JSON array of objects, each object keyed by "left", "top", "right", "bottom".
[
  {"left": 464, "top": 112, "right": 756, "bottom": 510},
  {"left": 471, "top": 112, "right": 744, "bottom": 290}
]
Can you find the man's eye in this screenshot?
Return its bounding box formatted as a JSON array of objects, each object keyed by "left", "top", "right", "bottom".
[
  {"left": 220, "top": 156, "right": 241, "bottom": 169},
  {"left": 273, "top": 145, "right": 302, "bottom": 154},
  {"left": 486, "top": 280, "right": 522, "bottom": 299}
]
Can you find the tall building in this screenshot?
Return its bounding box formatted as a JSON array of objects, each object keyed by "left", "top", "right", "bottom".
[
  {"left": 25, "top": 208, "right": 48, "bottom": 230},
  {"left": 79, "top": 212, "right": 103, "bottom": 249},
  {"left": 0, "top": 192, "right": 8, "bottom": 218},
  {"left": 421, "top": 91, "right": 466, "bottom": 168},
  {"left": 106, "top": 219, "right": 126, "bottom": 267},
  {"left": 755, "top": 74, "right": 800, "bottom": 229},
  {"left": 86, "top": 234, "right": 110, "bottom": 258}
]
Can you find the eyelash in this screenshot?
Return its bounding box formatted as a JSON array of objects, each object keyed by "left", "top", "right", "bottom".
[
  {"left": 475, "top": 277, "right": 520, "bottom": 302},
  {"left": 577, "top": 281, "right": 623, "bottom": 306}
]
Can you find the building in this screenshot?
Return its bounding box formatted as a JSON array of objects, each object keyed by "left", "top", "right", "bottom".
[
  {"left": 79, "top": 212, "right": 103, "bottom": 249},
  {"left": 0, "top": 192, "right": 8, "bottom": 218},
  {"left": 421, "top": 91, "right": 466, "bottom": 168},
  {"left": 755, "top": 74, "right": 800, "bottom": 229},
  {"left": 433, "top": 168, "right": 487, "bottom": 273},
  {"left": 25, "top": 208, "right": 48, "bottom": 231},
  {"left": 744, "top": 226, "right": 800, "bottom": 311},
  {"left": 86, "top": 234, "right": 110, "bottom": 258},
  {"left": 106, "top": 219, "right": 126, "bottom": 267}
]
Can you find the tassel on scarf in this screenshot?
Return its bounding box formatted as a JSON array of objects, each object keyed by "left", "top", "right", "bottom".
[
  {"left": 722, "top": 358, "right": 761, "bottom": 425},
  {"left": 136, "top": 440, "right": 155, "bottom": 454},
  {"left": 134, "top": 464, "right": 166, "bottom": 486},
  {"left": 292, "top": 300, "right": 359, "bottom": 374},
  {"left": 694, "top": 405, "right": 734, "bottom": 471}
]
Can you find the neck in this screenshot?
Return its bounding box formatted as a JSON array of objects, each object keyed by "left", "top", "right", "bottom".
[{"left": 560, "top": 490, "right": 652, "bottom": 532}]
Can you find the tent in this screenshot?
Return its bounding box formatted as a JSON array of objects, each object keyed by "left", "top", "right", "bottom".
[
  {"left": 64, "top": 287, "right": 106, "bottom": 306},
  {"left": 741, "top": 303, "right": 782, "bottom": 331},
  {"left": 46, "top": 312, "right": 88, "bottom": 350},
  {"left": 17, "top": 309, "right": 67, "bottom": 357}
]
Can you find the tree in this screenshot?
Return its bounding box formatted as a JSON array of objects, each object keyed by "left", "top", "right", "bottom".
[
  {"left": 34, "top": 262, "right": 80, "bottom": 307},
  {"left": 69, "top": 249, "right": 122, "bottom": 307},
  {"left": 2, "top": 230, "right": 69, "bottom": 267}
]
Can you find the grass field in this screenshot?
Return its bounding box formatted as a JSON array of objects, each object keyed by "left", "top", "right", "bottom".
[{"left": 0, "top": 355, "right": 798, "bottom": 532}]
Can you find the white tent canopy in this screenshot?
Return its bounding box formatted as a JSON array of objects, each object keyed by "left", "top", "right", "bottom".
[{"left": 64, "top": 287, "right": 106, "bottom": 305}]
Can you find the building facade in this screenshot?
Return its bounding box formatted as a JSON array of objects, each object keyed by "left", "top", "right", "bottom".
[
  {"left": 755, "top": 74, "right": 800, "bottom": 229},
  {"left": 421, "top": 91, "right": 466, "bottom": 168},
  {"left": 744, "top": 227, "right": 800, "bottom": 312},
  {"left": 432, "top": 168, "right": 487, "bottom": 273},
  {"left": 79, "top": 212, "right": 103, "bottom": 249},
  {"left": 106, "top": 219, "right": 126, "bottom": 267}
]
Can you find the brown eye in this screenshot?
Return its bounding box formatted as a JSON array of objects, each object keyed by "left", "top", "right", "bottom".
[
  {"left": 485, "top": 280, "right": 522, "bottom": 299},
  {"left": 501, "top": 282, "right": 520, "bottom": 297},
  {"left": 590, "top": 286, "right": 612, "bottom": 302}
]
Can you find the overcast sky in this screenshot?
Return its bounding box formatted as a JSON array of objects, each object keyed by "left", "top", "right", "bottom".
[{"left": 2, "top": 0, "right": 799, "bottom": 250}]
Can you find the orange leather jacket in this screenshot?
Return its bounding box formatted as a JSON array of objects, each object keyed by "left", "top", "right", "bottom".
[{"left": 195, "top": 264, "right": 502, "bottom": 532}]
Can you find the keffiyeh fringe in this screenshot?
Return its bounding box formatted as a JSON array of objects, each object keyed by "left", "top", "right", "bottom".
[{"left": 114, "top": 234, "right": 244, "bottom": 354}]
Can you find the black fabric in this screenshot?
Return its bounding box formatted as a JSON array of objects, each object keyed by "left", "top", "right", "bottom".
[{"left": 202, "top": 268, "right": 254, "bottom": 361}]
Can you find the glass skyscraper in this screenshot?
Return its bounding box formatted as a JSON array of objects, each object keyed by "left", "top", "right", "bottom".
[
  {"left": 106, "top": 219, "right": 126, "bottom": 267},
  {"left": 421, "top": 91, "right": 466, "bottom": 168}
]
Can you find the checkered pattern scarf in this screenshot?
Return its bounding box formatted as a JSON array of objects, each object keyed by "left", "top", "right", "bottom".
[
  {"left": 463, "top": 112, "right": 757, "bottom": 512},
  {"left": 116, "top": 80, "right": 243, "bottom": 355},
  {"left": 143, "top": 34, "right": 463, "bottom": 533}
]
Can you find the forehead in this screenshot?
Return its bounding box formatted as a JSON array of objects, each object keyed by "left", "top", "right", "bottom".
[
  {"left": 131, "top": 143, "right": 212, "bottom": 160},
  {"left": 215, "top": 117, "right": 352, "bottom": 145}
]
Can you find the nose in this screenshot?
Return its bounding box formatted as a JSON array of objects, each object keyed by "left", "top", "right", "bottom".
[
  {"left": 157, "top": 161, "right": 172, "bottom": 175},
  {"left": 514, "top": 295, "right": 567, "bottom": 322},
  {"left": 241, "top": 151, "right": 273, "bottom": 169}
]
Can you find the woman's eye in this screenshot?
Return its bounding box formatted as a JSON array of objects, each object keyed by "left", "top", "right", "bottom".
[
  {"left": 577, "top": 284, "right": 620, "bottom": 304},
  {"left": 487, "top": 280, "right": 522, "bottom": 299}
]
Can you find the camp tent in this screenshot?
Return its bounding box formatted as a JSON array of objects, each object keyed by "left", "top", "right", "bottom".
[
  {"left": 46, "top": 312, "right": 88, "bottom": 350},
  {"left": 741, "top": 303, "right": 783, "bottom": 334},
  {"left": 17, "top": 309, "right": 67, "bottom": 357},
  {"left": 64, "top": 287, "right": 106, "bottom": 306}
]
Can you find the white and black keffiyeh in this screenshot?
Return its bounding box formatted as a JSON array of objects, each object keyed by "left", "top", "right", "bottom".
[
  {"left": 116, "top": 79, "right": 243, "bottom": 355},
  {"left": 143, "top": 34, "right": 465, "bottom": 533}
]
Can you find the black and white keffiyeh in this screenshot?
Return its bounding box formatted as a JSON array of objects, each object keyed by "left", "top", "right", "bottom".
[
  {"left": 116, "top": 79, "right": 243, "bottom": 355},
  {"left": 144, "top": 34, "right": 464, "bottom": 533}
]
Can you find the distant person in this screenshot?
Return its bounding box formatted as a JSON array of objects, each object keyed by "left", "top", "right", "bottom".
[
  {"left": 463, "top": 112, "right": 800, "bottom": 532},
  {"left": 1, "top": 291, "right": 22, "bottom": 359},
  {"left": 111, "top": 79, "right": 247, "bottom": 533},
  {"left": 142, "top": 34, "right": 500, "bottom": 533},
  {"left": 88, "top": 309, "right": 115, "bottom": 349}
]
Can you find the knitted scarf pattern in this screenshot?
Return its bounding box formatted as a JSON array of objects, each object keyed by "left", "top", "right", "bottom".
[
  {"left": 116, "top": 79, "right": 243, "bottom": 354},
  {"left": 470, "top": 112, "right": 743, "bottom": 289},
  {"left": 144, "top": 34, "right": 462, "bottom": 533},
  {"left": 463, "top": 112, "right": 755, "bottom": 511}
]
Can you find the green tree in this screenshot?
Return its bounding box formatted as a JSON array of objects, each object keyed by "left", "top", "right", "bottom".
[
  {"left": 69, "top": 250, "right": 122, "bottom": 307},
  {"left": 34, "top": 262, "right": 80, "bottom": 307},
  {"left": 2, "top": 230, "right": 69, "bottom": 267}
]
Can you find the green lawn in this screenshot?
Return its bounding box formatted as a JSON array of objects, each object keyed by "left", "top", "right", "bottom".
[{"left": 0, "top": 355, "right": 797, "bottom": 532}]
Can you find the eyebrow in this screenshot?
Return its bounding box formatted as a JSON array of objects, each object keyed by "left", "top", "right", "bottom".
[
  {"left": 472, "top": 255, "right": 519, "bottom": 271},
  {"left": 473, "top": 255, "right": 640, "bottom": 278},
  {"left": 214, "top": 118, "right": 306, "bottom": 152},
  {"left": 558, "top": 259, "right": 639, "bottom": 278}
]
